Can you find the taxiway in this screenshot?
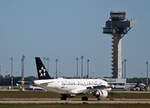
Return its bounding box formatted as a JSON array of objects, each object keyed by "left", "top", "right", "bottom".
[{"left": 0, "top": 98, "right": 150, "bottom": 104}]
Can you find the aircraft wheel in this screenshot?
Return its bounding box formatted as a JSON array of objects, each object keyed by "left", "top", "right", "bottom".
[
  {"left": 96, "top": 96, "right": 101, "bottom": 101},
  {"left": 81, "top": 96, "right": 88, "bottom": 101},
  {"left": 97, "top": 97, "right": 100, "bottom": 100},
  {"left": 60, "top": 96, "right": 67, "bottom": 100}
]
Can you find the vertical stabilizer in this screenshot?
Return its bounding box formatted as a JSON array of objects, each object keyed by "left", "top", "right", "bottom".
[{"left": 35, "top": 57, "right": 51, "bottom": 79}]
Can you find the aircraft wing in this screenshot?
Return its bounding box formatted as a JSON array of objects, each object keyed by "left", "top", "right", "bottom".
[{"left": 87, "top": 85, "right": 106, "bottom": 89}]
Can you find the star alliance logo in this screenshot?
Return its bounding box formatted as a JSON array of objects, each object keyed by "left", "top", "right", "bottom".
[{"left": 39, "top": 67, "right": 46, "bottom": 77}]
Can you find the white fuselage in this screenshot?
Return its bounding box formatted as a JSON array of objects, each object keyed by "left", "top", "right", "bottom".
[{"left": 34, "top": 78, "right": 109, "bottom": 95}]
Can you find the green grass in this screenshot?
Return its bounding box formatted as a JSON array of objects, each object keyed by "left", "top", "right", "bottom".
[
  {"left": 0, "top": 91, "right": 60, "bottom": 98},
  {"left": 0, "top": 91, "right": 150, "bottom": 99},
  {"left": 108, "top": 92, "right": 150, "bottom": 99},
  {"left": 0, "top": 104, "right": 150, "bottom": 108}
]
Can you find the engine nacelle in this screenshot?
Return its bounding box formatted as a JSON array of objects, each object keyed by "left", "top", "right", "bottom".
[{"left": 94, "top": 90, "right": 108, "bottom": 98}]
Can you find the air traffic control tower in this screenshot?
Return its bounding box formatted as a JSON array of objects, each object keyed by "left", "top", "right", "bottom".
[{"left": 103, "top": 12, "right": 136, "bottom": 79}]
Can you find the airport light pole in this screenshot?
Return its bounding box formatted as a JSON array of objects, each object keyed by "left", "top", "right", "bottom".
[
  {"left": 122, "top": 61, "right": 124, "bottom": 78},
  {"left": 47, "top": 57, "right": 50, "bottom": 73},
  {"left": 87, "top": 59, "right": 90, "bottom": 78},
  {"left": 55, "top": 59, "right": 58, "bottom": 78},
  {"left": 76, "top": 57, "right": 79, "bottom": 78},
  {"left": 124, "top": 59, "right": 127, "bottom": 78},
  {"left": 81, "top": 56, "right": 84, "bottom": 78},
  {"left": 92, "top": 71, "right": 95, "bottom": 78},
  {"left": 0, "top": 64, "right": 1, "bottom": 76},
  {"left": 146, "top": 61, "right": 149, "bottom": 86},
  {"left": 10, "top": 57, "right": 13, "bottom": 89},
  {"left": 21, "top": 55, "right": 25, "bottom": 91}
]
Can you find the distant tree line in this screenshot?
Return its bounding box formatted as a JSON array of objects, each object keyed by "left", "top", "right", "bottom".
[
  {"left": 127, "top": 78, "right": 150, "bottom": 84},
  {"left": 0, "top": 74, "right": 37, "bottom": 86}
]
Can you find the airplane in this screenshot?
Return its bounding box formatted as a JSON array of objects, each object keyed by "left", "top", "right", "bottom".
[
  {"left": 130, "top": 82, "right": 147, "bottom": 91},
  {"left": 26, "top": 85, "right": 45, "bottom": 91},
  {"left": 34, "top": 57, "right": 112, "bottom": 101}
]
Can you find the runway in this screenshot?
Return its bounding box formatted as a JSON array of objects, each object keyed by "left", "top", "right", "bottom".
[{"left": 0, "top": 98, "right": 150, "bottom": 104}]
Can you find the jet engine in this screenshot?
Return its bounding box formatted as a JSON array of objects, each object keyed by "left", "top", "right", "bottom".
[{"left": 94, "top": 90, "right": 108, "bottom": 99}]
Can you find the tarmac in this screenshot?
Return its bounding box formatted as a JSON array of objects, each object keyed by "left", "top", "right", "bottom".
[{"left": 0, "top": 98, "right": 150, "bottom": 104}]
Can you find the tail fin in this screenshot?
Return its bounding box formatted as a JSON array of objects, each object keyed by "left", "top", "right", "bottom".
[{"left": 35, "top": 57, "right": 51, "bottom": 79}]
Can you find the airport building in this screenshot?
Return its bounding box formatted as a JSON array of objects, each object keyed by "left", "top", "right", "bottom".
[
  {"left": 102, "top": 12, "right": 135, "bottom": 90},
  {"left": 103, "top": 78, "right": 127, "bottom": 90}
]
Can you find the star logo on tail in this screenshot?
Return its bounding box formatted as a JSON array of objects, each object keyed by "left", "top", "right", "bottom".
[{"left": 39, "top": 67, "right": 46, "bottom": 77}]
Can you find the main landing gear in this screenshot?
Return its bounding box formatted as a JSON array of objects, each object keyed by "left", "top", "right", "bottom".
[
  {"left": 60, "top": 94, "right": 89, "bottom": 101},
  {"left": 81, "top": 96, "right": 88, "bottom": 101},
  {"left": 60, "top": 94, "right": 68, "bottom": 100},
  {"left": 96, "top": 96, "right": 100, "bottom": 100}
]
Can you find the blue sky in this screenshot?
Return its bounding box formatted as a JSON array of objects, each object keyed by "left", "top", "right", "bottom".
[{"left": 0, "top": 0, "right": 150, "bottom": 78}]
